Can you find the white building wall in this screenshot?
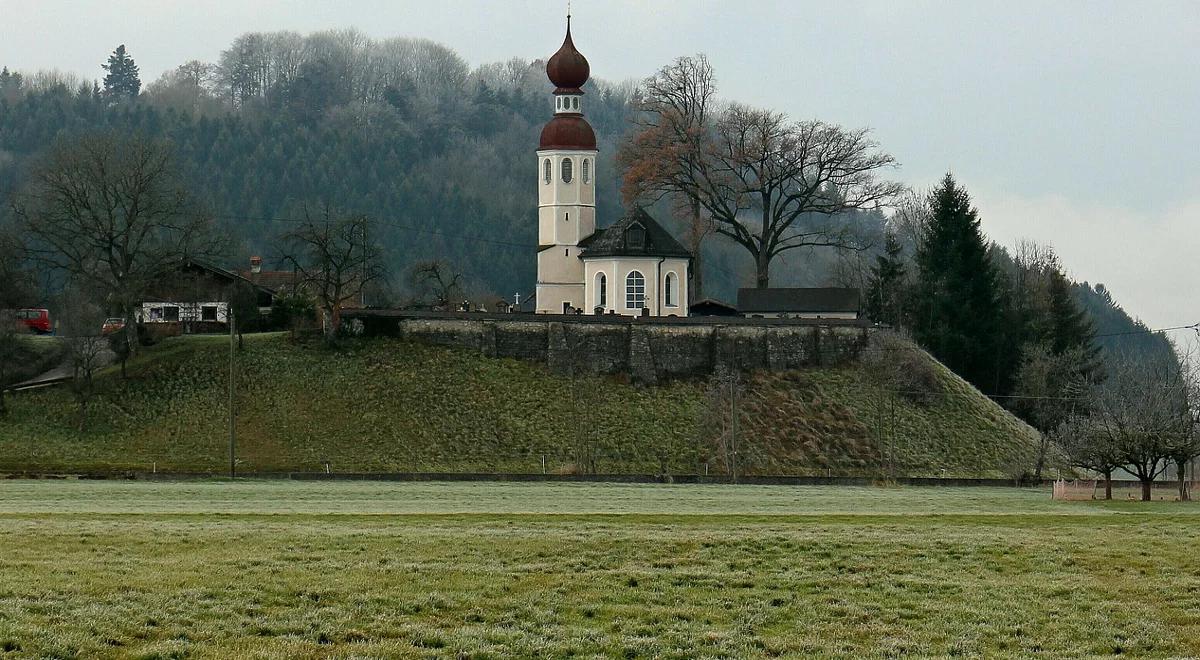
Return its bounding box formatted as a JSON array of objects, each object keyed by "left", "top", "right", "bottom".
[
  {"left": 583, "top": 257, "right": 689, "bottom": 317},
  {"left": 138, "top": 301, "right": 229, "bottom": 324}
]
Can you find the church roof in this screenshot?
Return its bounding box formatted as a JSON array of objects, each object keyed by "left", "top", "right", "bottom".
[
  {"left": 546, "top": 17, "right": 590, "bottom": 92},
  {"left": 539, "top": 115, "right": 597, "bottom": 150},
  {"left": 579, "top": 208, "right": 692, "bottom": 260}
]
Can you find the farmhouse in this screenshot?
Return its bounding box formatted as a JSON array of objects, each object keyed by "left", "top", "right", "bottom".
[
  {"left": 136, "top": 259, "right": 279, "bottom": 331},
  {"left": 534, "top": 19, "right": 691, "bottom": 317}
]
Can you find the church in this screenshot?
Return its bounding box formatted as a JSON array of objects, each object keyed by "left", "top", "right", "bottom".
[{"left": 535, "top": 19, "right": 691, "bottom": 317}]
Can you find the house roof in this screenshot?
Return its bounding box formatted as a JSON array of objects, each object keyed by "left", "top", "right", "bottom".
[
  {"left": 737, "top": 287, "right": 861, "bottom": 314},
  {"left": 181, "top": 258, "right": 277, "bottom": 295},
  {"left": 689, "top": 297, "right": 739, "bottom": 316},
  {"left": 579, "top": 207, "right": 691, "bottom": 260},
  {"left": 238, "top": 270, "right": 300, "bottom": 293}
]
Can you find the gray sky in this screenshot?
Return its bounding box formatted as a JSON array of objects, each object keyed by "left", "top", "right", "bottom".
[{"left": 2, "top": 0, "right": 1197, "bottom": 333}]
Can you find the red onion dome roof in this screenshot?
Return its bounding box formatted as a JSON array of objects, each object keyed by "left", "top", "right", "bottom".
[
  {"left": 546, "top": 19, "right": 589, "bottom": 92},
  {"left": 539, "top": 115, "right": 596, "bottom": 150}
]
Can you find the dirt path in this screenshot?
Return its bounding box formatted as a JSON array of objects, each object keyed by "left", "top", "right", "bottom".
[{"left": 9, "top": 346, "right": 115, "bottom": 391}]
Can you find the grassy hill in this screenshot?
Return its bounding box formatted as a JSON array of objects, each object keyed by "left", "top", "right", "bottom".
[
  {"left": 0, "top": 335, "right": 66, "bottom": 387},
  {"left": 0, "top": 332, "right": 1044, "bottom": 477}
]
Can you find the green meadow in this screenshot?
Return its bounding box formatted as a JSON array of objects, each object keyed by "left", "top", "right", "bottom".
[{"left": 0, "top": 480, "right": 1196, "bottom": 658}]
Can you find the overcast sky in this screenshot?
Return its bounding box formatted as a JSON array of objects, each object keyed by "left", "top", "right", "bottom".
[{"left": 2, "top": 0, "right": 1197, "bottom": 334}]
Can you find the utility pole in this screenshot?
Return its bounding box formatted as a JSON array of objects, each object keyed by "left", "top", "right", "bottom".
[
  {"left": 729, "top": 372, "right": 738, "bottom": 484},
  {"left": 228, "top": 307, "right": 236, "bottom": 478}
]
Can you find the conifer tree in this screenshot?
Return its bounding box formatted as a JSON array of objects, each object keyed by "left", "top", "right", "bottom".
[
  {"left": 1046, "top": 271, "right": 1097, "bottom": 360},
  {"left": 102, "top": 44, "right": 141, "bottom": 100},
  {"left": 865, "top": 232, "right": 907, "bottom": 327},
  {"left": 912, "top": 174, "right": 1011, "bottom": 393}
]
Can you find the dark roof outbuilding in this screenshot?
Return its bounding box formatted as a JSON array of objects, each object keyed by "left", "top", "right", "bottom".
[{"left": 737, "top": 287, "right": 861, "bottom": 314}]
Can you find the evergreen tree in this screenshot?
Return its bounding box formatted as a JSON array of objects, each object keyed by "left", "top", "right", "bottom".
[
  {"left": 0, "top": 67, "right": 23, "bottom": 103},
  {"left": 1046, "top": 270, "right": 1096, "bottom": 359},
  {"left": 865, "top": 231, "right": 906, "bottom": 327},
  {"left": 102, "top": 45, "right": 141, "bottom": 100},
  {"left": 912, "top": 174, "right": 1012, "bottom": 394}
]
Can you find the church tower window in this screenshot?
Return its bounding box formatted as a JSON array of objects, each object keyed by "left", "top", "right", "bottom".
[
  {"left": 582, "top": 159, "right": 590, "bottom": 183},
  {"left": 561, "top": 158, "right": 573, "bottom": 183},
  {"left": 543, "top": 158, "right": 551, "bottom": 184},
  {"left": 625, "top": 270, "right": 646, "bottom": 310}
]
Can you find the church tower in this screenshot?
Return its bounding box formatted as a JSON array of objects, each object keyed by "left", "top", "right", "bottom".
[{"left": 535, "top": 17, "right": 597, "bottom": 314}]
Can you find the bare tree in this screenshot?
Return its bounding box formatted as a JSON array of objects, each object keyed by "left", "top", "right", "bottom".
[
  {"left": 57, "top": 288, "right": 108, "bottom": 431},
  {"left": 1165, "top": 352, "right": 1200, "bottom": 500},
  {"left": 1012, "top": 344, "right": 1091, "bottom": 479},
  {"left": 407, "top": 260, "right": 464, "bottom": 310},
  {"left": 1055, "top": 413, "right": 1122, "bottom": 499},
  {"left": 649, "top": 104, "right": 902, "bottom": 288},
  {"left": 1084, "top": 355, "right": 1197, "bottom": 500},
  {"left": 619, "top": 54, "right": 717, "bottom": 300},
  {"left": 280, "top": 205, "right": 383, "bottom": 343},
  {"left": 0, "top": 228, "right": 37, "bottom": 310},
  {"left": 13, "top": 132, "right": 216, "bottom": 360},
  {"left": 228, "top": 280, "right": 263, "bottom": 351},
  {"left": 0, "top": 311, "right": 26, "bottom": 416}
]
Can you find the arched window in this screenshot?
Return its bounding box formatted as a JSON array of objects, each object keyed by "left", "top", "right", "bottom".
[
  {"left": 543, "top": 159, "right": 551, "bottom": 184},
  {"left": 582, "top": 159, "right": 590, "bottom": 184},
  {"left": 572, "top": 96, "right": 579, "bottom": 110},
  {"left": 596, "top": 272, "right": 607, "bottom": 307},
  {"left": 625, "top": 270, "right": 646, "bottom": 310},
  {"left": 561, "top": 158, "right": 573, "bottom": 183},
  {"left": 665, "top": 272, "right": 677, "bottom": 307}
]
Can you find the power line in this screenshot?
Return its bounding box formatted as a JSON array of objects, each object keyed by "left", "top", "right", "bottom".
[
  {"left": 1093, "top": 322, "right": 1200, "bottom": 339},
  {"left": 209, "top": 212, "right": 538, "bottom": 250}
]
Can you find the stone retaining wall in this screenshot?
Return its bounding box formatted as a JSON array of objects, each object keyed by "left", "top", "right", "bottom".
[{"left": 388, "top": 317, "right": 869, "bottom": 384}]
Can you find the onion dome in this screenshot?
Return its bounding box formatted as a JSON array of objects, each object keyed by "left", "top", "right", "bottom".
[
  {"left": 539, "top": 115, "right": 596, "bottom": 150},
  {"left": 546, "top": 17, "right": 590, "bottom": 93}
]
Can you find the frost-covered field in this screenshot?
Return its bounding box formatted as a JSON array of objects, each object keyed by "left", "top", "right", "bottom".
[{"left": 0, "top": 481, "right": 1196, "bottom": 657}]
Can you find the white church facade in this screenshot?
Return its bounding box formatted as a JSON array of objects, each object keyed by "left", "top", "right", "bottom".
[{"left": 534, "top": 19, "right": 691, "bottom": 317}]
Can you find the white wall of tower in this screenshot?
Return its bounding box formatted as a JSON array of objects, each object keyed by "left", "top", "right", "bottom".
[{"left": 536, "top": 148, "right": 598, "bottom": 313}]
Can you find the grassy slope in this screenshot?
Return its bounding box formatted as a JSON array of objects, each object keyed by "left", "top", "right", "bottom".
[
  {"left": 1, "top": 335, "right": 66, "bottom": 386},
  {"left": 0, "top": 481, "right": 1197, "bottom": 658},
  {"left": 0, "top": 333, "right": 1042, "bottom": 476}
]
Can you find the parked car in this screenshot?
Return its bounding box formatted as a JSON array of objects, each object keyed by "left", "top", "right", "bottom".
[
  {"left": 101, "top": 318, "right": 126, "bottom": 335},
  {"left": 15, "top": 308, "right": 52, "bottom": 335}
]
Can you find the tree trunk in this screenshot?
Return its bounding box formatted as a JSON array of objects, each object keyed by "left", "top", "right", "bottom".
[
  {"left": 124, "top": 306, "right": 138, "bottom": 361},
  {"left": 1033, "top": 436, "right": 1048, "bottom": 481},
  {"left": 324, "top": 304, "right": 340, "bottom": 344},
  {"left": 1140, "top": 478, "right": 1152, "bottom": 502},
  {"left": 0, "top": 389, "right": 7, "bottom": 417},
  {"left": 1177, "top": 458, "right": 1189, "bottom": 502},
  {"left": 755, "top": 254, "right": 770, "bottom": 289},
  {"left": 1103, "top": 468, "right": 1112, "bottom": 500},
  {"left": 688, "top": 198, "right": 704, "bottom": 302}
]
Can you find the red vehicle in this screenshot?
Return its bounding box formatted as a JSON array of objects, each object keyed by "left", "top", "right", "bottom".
[
  {"left": 102, "top": 318, "right": 126, "bottom": 335},
  {"left": 15, "top": 308, "right": 52, "bottom": 335}
]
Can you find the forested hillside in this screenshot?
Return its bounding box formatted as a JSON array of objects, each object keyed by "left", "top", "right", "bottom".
[
  {"left": 0, "top": 30, "right": 1170, "bottom": 361},
  {"left": 0, "top": 32, "right": 639, "bottom": 302}
]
